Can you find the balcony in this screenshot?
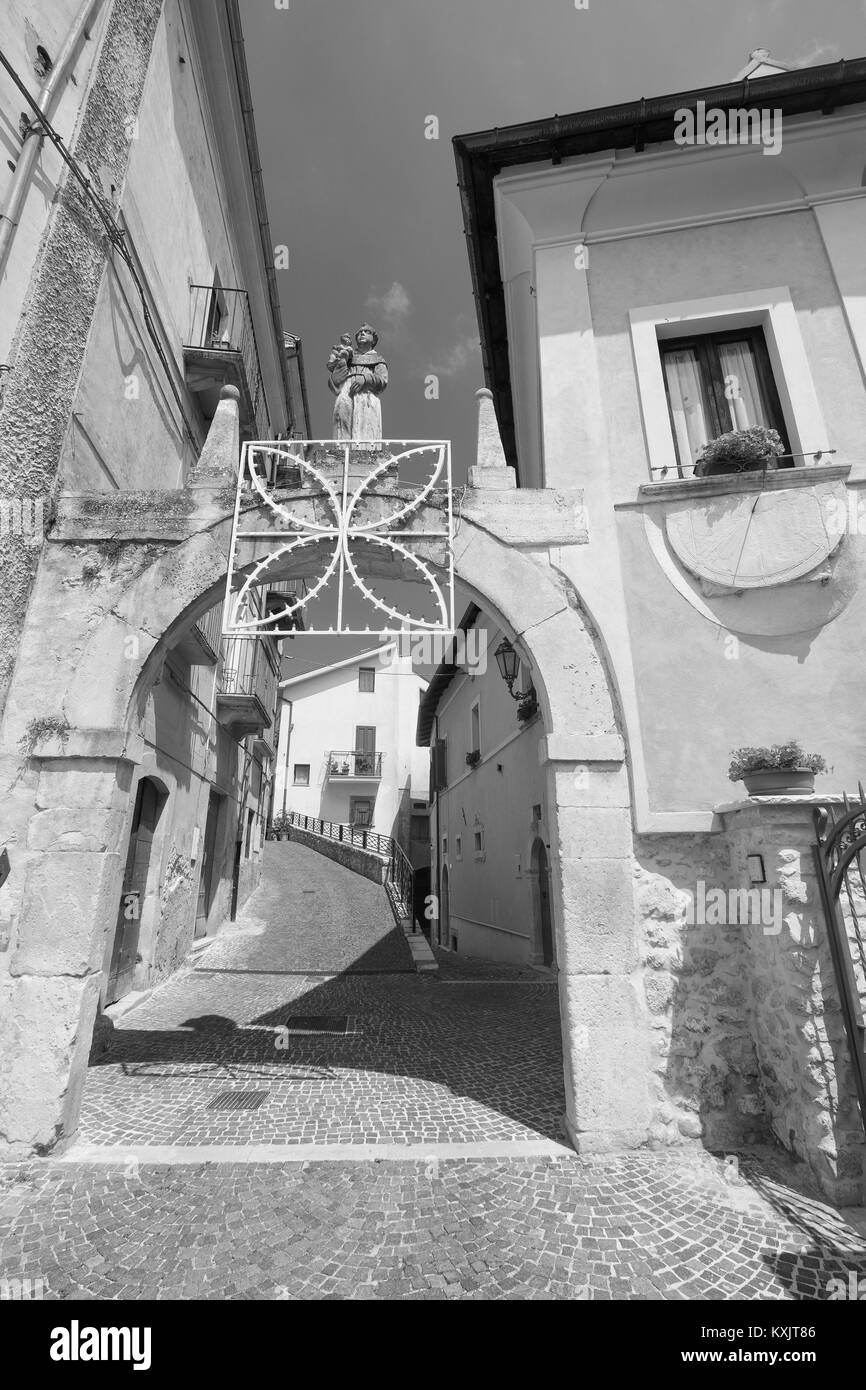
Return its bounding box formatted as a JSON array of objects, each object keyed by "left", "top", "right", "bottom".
[
  {"left": 173, "top": 600, "right": 222, "bottom": 667},
  {"left": 217, "top": 637, "right": 278, "bottom": 737},
  {"left": 184, "top": 284, "right": 271, "bottom": 442},
  {"left": 327, "top": 750, "right": 383, "bottom": 780},
  {"left": 262, "top": 578, "right": 307, "bottom": 634}
]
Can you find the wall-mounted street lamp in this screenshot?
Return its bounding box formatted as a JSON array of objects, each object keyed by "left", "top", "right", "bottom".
[{"left": 494, "top": 638, "right": 535, "bottom": 703}]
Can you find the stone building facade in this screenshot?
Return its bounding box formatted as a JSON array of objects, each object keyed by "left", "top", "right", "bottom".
[
  {"left": 0, "top": 19, "right": 863, "bottom": 1214},
  {"left": 447, "top": 54, "right": 866, "bottom": 1201},
  {"left": 273, "top": 643, "right": 429, "bottom": 853},
  {"left": 0, "top": 0, "right": 307, "bottom": 1146}
]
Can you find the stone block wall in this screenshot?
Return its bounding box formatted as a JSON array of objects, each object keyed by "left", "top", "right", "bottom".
[
  {"left": 634, "top": 832, "right": 768, "bottom": 1152},
  {"left": 285, "top": 825, "right": 389, "bottom": 885},
  {"left": 722, "top": 801, "right": 865, "bottom": 1206}
]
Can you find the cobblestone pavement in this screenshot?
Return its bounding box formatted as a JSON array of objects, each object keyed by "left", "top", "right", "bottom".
[
  {"left": 198, "top": 841, "right": 413, "bottom": 974},
  {"left": 80, "top": 841, "right": 564, "bottom": 1147},
  {"left": 2, "top": 1150, "right": 865, "bottom": 1300}
]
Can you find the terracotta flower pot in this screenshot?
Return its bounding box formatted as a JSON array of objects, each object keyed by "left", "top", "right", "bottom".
[{"left": 742, "top": 768, "right": 815, "bottom": 796}]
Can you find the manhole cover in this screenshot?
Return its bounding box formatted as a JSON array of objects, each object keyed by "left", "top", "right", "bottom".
[
  {"left": 206, "top": 1090, "right": 269, "bottom": 1112},
  {"left": 283, "top": 1015, "right": 352, "bottom": 1035}
]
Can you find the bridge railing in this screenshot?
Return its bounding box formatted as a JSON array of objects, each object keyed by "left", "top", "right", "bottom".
[{"left": 284, "top": 811, "right": 415, "bottom": 920}]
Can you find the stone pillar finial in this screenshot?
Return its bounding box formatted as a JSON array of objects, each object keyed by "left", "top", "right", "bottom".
[
  {"left": 468, "top": 386, "right": 516, "bottom": 490},
  {"left": 188, "top": 384, "right": 240, "bottom": 489}
]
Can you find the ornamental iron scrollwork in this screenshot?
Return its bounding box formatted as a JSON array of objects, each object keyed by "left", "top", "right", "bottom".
[
  {"left": 813, "top": 788, "right": 866, "bottom": 1138},
  {"left": 223, "top": 439, "right": 453, "bottom": 636}
]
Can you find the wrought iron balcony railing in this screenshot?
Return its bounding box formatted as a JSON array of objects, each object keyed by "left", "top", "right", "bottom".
[
  {"left": 195, "top": 602, "right": 223, "bottom": 659},
  {"left": 327, "top": 750, "right": 383, "bottom": 779},
  {"left": 184, "top": 283, "right": 270, "bottom": 441},
  {"left": 217, "top": 636, "right": 278, "bottom": 735}
]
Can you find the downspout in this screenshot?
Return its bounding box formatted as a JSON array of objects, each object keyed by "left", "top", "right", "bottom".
[
  {"left": 281, "top": 697, "right": 292, "bottom": 816},
  {"left": 0, "top": 0, "right": 106, "bottom": 283}
]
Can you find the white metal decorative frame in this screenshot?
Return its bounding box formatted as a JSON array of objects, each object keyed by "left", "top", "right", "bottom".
[{"left": 223, "top": 440, "right": 454, "bottom": 637}]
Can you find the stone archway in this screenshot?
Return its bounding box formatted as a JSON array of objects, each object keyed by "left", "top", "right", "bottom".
[{"left": 0, "top": 391, "right": 650, "bottom": 1157}]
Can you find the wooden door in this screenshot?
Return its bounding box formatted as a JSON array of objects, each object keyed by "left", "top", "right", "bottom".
[
  {"left": 195, "top": 791, "right": 221, "bottom": 937},
  {"left": 107, "top": 779, "right": 161, "bottom": 1003},
  {"left": 537, "top": 842, "right": 555, "bottom": 967}
]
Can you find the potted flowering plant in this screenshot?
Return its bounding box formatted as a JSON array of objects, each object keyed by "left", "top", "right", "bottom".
[
  {"left": 695, "top": 426, "right": 784, "bottom": 478},
  {"left": 466, "top": 749, "right": 481, "bottom": 768},
  {"left": 516, "top": 687, "right": 539, "bottom": 723},
  {"left": 271, "top": 813, "right": 291, "bottom": 841},
  {"left": 728, "top": 741, "right": 827, "bottom": 796}
]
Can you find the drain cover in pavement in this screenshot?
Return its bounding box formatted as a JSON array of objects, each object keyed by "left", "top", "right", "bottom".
[
  {"left": 206, "top": 1090, "right": 269, "bottom": 1112},
  {"left": 283, "top": 1015, "right": 352, "bottom": 1034}
]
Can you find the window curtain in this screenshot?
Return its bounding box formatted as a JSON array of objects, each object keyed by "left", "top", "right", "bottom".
[
  {"left": 662, "top": 349, "right": 710, "bottom": 477},
  {"left": 717, "top": 340, "right": 767, "bottom": 434}
]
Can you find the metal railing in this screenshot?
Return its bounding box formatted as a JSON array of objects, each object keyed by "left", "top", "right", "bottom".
[
  {"left": 287, "top": 811, "right": 415, "bottom": 919},
  {"left": 288, "top": 811, "right": 391, "bottom": 856},
  {"left": 814, "top": 793, "right": 866, "bottom": 1142},
  {"left": 219, "top": 635, "right": 278, "bottom": 716},
  {"left": 327, "top": 750, "right": 384, "bottom": 778},
  {"left": 186, "top": 283, "right": 270, "bottom": 439},
  {"left": 195, "top": 602, "right": 223, "bottom": 658}
]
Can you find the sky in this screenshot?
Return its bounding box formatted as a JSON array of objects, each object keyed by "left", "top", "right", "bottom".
[{"left": 242, "top": 0, "right": 866, "bottom": 677}]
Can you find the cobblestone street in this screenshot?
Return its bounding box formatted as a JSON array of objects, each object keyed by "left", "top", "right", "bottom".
[{"left": 3, "top": 842, "right": 866, "bottom": 1301}]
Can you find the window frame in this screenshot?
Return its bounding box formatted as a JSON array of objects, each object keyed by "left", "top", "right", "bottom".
[
  {"left": 660, "top": 325, "right": 791, "bottom": 475},
  {"left": 358, "top": 666, "right": 375, "bottom": 693},
  {"left": 628, "top": 288, "right": 831, "bottom": 485},
  {"left": 293, "top": 763, "right": 310, "bottom": 786},
  {"left": 470, "top": 699, "right": 481, "bottom": 757}
]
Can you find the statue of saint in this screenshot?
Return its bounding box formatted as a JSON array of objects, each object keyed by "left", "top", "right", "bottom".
[{"left": 327, "top": 324, "right": 388, "bottom": 441}]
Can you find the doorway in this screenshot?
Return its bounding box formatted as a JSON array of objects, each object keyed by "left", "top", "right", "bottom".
[
  {"left": 440, "top": 863, "right": 451, "bottom": 950},
  {"left": 195, "top": 789, "right": 222, "bottom": 938},
  {"left": 107, "top": 777, "right": 165, "bottom": 1004},
  {"left": 531, "top": 837, "right": 555, "bottom": 968},
  {"left": 350, "top": 796, "right": 373, "bottom": 828},
  {"left": 354, "top": 725, "right": 376, "bottom": 776}
]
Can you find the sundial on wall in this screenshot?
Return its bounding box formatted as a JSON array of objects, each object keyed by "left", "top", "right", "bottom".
[{"left": 665, "top": 481, "right": 844, "bottom": 591}]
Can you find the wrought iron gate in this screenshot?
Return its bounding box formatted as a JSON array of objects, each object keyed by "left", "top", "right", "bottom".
[{"left": 813, "top": 791, "right": 866, "bottom": 1137}]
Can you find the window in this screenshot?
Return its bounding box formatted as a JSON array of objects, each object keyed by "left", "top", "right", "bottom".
[
  {"left": 293, "top": 764, "right": 310, "bottom": 786},
  {"left": 442, "top": 836, "right": 448, "bottom": 859},
  {"left": 431, "top": 738, "right": 448, "bottom": 792},
  {"left": 473, "top": 827, "right": 485, "bottom": 859},
  {"left": 358, "top": 667, "right": 375, "bottom": 692},
  {"left": 660, "top": 328, "right": 789, "bottom": 477},
  {"left": 455, "top": 834, "right": 462, "bottom": 860},
  {"left": 205, "top": 270, "right": 227, "bottom": 348},
  {"left": 470, "top": 700, "right": 480, "bottom": 755},
  {"left": 351, "top": 797, "right": 373, "bottom": 827}
]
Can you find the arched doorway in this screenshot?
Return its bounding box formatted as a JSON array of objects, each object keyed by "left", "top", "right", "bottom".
[
  {"left": 1, "top": 421, "right": 647, "bottom": 1158},
  {"left": 106, "top": 776, "right": 166, "bottom": 1004},
  {"left": 440, "top": 864, "right": 451, "bottom": 950},
  {"left": 531, "top": 837, "right": 555, "bottom": 969}
]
